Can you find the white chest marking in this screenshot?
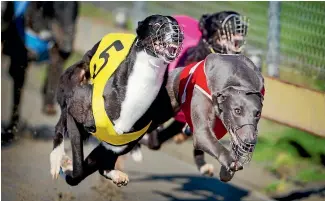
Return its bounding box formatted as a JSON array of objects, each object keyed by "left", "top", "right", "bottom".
[{"left": 113, "top": 51, "right": 168, "bottom": 134}]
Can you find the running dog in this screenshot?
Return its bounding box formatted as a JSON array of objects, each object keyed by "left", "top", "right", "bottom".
[
  {"left": 164, "top": 53, "right": 265, "bottom": 181},
  {"left": 1, "top": 2, "right": 79, "bottom": 143},
  {"left": 50, "top": 14, "right": 184, "bottom": 187}
]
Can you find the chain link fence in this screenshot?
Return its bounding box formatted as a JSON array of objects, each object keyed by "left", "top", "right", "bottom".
[{"left": 89, "top": 1, "right": 325, "bottom": 81}]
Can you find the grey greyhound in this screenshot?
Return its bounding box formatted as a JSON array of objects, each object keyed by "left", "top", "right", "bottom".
[{"left": 163, "top": 53, "right": 265, "bottom": 181}]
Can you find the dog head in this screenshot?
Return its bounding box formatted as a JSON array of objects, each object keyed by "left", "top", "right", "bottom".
[
  {"left": 199, "top": 11, "right": 248, "bottom": 54},
  {"left": 136, "top": 14, "right": 184, "bottom": 63},
  {"left": 213, "top": 85, "right": 263, "bottom": 164}
]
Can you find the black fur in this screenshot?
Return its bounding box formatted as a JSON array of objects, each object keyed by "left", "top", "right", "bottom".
[{"left": 52, "top": 14, "right": 180, "bottom": 186}]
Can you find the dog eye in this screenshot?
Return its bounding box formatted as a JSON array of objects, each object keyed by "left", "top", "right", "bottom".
[
  {"left": 255, "top": 111, "right": 261, "bottom": 118},
  {"left": 234, "top": 108, "right": 241, "bottom": 115}
]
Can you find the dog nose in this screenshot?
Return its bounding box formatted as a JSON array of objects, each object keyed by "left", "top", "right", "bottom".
[{"left": 236, "top": 125, "right": 257, "bottom": 144}]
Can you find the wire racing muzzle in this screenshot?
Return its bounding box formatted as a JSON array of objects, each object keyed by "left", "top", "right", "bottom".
[
  {"left": 229, "top": 124, "right": 257, "bottom": 165},
  {"left": 144, "top": 22, "right": 184, "bottom": 63},
  {"left": 212, "top": 14, "right": 249, "bottom": 54}
]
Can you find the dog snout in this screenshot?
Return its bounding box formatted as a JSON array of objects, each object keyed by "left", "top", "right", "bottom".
[{"left": 236, "top": 125, "right": 257, "bottom": 144}]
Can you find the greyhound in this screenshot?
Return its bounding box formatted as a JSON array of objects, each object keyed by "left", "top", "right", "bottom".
[
  {"left": 161, "top": 53, "right": 265, "bottom": 181},
  {"left": 50, "top": 15, "right": 184, "bottom": 187},
  {"left": 1, "top": 1, "right": 79, "bottom": 143}
]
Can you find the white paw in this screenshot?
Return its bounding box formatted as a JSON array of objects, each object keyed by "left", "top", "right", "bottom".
[
  {"left": 104, "top": 170, "right": 129, "bottom": 187},
  {"left": 130, "top": 147, "right": 143, "bottom": 163},
  {"left": 50, "top": 145, "right": 65, "bottom": 179},
  {"left": 61, "top": 155, "right": 73, "bottom": 172},
  {"left": 200, "top": 163, "right": 214, "bottom": 177}
]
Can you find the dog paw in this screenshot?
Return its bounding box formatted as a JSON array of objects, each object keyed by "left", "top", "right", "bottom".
[
  {"left": 220, "top": 165, "right": 235, "bottom": 182},
  {"left": 50, "top": 146, "right": 65, "bottom": 179},
  {"left": 61, "top": 155, "right": 73, "bottom": 172},
  {"left": 173, "top": 133, "right": 188, "bottom": 144},
  {"left": 199, "top": 163, "right": 214, "bottom": 177},
  {"left": 104, "top": 170, "right": 129, "bottom": 187}
]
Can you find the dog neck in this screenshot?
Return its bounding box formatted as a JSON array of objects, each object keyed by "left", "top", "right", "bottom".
[
  {"left": 165, "top": 67, "right": 184, "bottom": 111},
  {"left": 112, "top": 49, "right": 168, "bottom": 134}
]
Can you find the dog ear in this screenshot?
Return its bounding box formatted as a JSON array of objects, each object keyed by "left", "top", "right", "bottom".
[
  {"left": 212, "top": 93, "right": 227, "bottom": 115},
  {"left": 136, "top": 20, "right": 145, "bottom": 39},
  {"left": 199, "top": 14, "right": 210, "bottom": 38},
  {"left": 216, "top": 93, "right": 227, "bottom": 104}
]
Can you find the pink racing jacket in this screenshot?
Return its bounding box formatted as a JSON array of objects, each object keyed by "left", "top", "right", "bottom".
[{"left": 169, "top": 15, "right": 202, "bottom": 123}]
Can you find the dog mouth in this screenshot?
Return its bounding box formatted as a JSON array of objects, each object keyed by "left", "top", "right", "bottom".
[
  {"left": 228, "top": 126, "right": 256, "bottom": 165},
  {"left": 167, "top": 43, "right": 178, "bottom": 55},
  {"left": 164, "top": 43, "right": 180, "bottom": 61},
  {"left": 149, "top": 22, "right": 183, "bottom": 62},
  {"left": 153, "top": 41, "right": 181, "bottom": 62},
  {"left": 215, "top": 34, "right": 245, "bottom": 54}
]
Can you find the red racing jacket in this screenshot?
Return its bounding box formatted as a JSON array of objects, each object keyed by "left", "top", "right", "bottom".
[{"left": 178, "top": 59, "right": 265, "bottom": 139}]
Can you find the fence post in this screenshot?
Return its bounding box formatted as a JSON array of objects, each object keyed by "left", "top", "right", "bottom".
[
  {"left": 266, "top": 1, "right": 281, "bottom": 78},
  {"left": 132, "top": 1, "right": 147, "bottom": 30}
]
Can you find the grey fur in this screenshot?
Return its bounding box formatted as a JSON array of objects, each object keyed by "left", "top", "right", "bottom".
[{"left": 165, "top": 53, "right": 264, "bottom": 181}]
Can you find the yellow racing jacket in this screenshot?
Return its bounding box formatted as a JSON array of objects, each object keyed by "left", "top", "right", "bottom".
[{"left": 89, "top": 33, "right": 151, "bottom": 146}]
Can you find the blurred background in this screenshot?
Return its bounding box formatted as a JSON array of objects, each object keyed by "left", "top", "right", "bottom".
[{"left": 1, "top": 1, "right": 325, "bottom": 201}]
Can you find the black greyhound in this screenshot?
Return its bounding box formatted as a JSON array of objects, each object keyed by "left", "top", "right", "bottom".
[
  {"left": 1, "top": 1, "right": 79, "bottom": 143},
  {"left": 50, "top": 15, "right": 184, "bottom": 187}
]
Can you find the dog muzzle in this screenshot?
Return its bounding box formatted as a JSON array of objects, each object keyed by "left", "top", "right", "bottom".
[
  {"left": 229, "top": 124, "right": 256, "bottom": 165},
  {"left": 210, "top": 14, "right": 249, "bottom": 54},
  {"left": 144, "top": 22, "right": 184, "bottom": 63}
]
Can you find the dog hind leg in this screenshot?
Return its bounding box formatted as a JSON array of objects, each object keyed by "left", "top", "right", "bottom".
[
  {"left": 2, "top": 35, "right": 28, "bottom": 143},
  {"left": 64, "top": 143, "right": 127, "bottom": 187},
  {"left": 99, "top": 147, "right": 129, "bottom": 187}
]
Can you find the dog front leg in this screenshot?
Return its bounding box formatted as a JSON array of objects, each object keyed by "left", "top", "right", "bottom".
[
  {"left": 191, "top": 88, "right": 242, "bottom": 178},
  {"left": 63, "top": 113, "right": 84, "bottom": 184},
  {"left": 42, "top": 45, "right": 64, "bottom": 115},
  {"left": 56, "top": 113, "right": 84, "bottom": 186}
]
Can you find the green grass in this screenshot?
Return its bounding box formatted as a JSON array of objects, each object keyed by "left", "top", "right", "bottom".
[
  {"left": 261, "top": 63, "right": 325, "bottom": 91},
  {"left": 263, "top": 180, "right": 293, "bottom": 195},
  {"left": 254, "top": 119, "right": 325, "bottom": 184},
  {"left": 80, "top": 2, "right": 133, "bottom": 31},
  {"left": 80, "top": 2, "right": 112, "bottom": 21},
  {"left": 147, "top": 1, "right": 325, "bottom": 78}
]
